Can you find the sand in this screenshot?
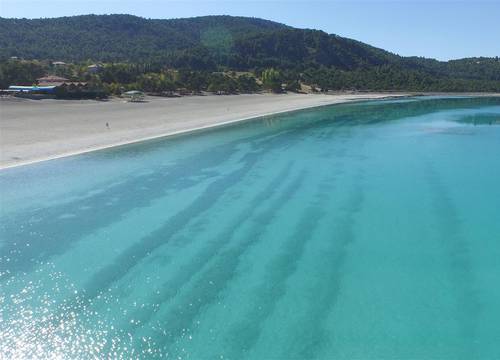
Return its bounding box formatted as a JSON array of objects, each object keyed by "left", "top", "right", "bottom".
[{"left": 0, "top": 93, "right": 408, "bottom": 169}]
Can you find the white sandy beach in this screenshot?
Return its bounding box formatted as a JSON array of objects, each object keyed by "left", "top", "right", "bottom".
[{"left": 0, "top": 93, "right": 407, "bottom": 169}]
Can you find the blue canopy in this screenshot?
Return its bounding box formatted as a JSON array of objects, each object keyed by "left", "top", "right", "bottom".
[{"left": 8, "top": 85, "right": 56, "bottom": 93}]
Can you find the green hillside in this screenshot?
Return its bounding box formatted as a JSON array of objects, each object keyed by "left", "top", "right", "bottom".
[
  {"left": 0, "top": 14, "right": 499, "bottom": 92},
  {"left": 0, "top": 15, "right": 287, "bottom": 63}
]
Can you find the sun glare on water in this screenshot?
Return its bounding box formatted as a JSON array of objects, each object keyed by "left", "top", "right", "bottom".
[{"left": 0, "top": 264, "right": 163, "bottom": 359}]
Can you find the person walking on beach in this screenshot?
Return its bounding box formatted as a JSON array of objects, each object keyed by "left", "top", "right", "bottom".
[{"left": 106, "top": 122, "right": 110, "bottom": 129}]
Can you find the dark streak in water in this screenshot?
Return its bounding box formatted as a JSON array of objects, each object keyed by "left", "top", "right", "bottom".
[
  {"left": 124, "top": 162, "right": 295, "bottom": 333},
  {"left": 77, "top": 148, "right": 269, "bottom": 301},
  {"left": 290, "top": 181, "right": 365, "bottom": 359},
  {"left": 149, "top": 171, "right": 307, "bottom": 353},
  {"left": 425, "top": 162, "right": 479, "bottom": 359},
  {"left": 215, "top": 136, "right": 360, "bottom": 359},
  {"left": 221, "top": 180, "right": 332, "bottom": 358}
]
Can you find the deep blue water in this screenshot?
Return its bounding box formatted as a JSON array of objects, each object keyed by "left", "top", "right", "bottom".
[{"left": 1, "top": 96, "right": 500, "bottom": 359}]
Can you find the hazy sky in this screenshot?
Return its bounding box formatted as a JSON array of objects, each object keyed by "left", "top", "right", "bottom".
[{"left": 1, "top": 0, "right": 499, "bottom": 61}]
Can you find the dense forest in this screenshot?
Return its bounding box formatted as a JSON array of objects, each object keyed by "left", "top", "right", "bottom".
[{"left": 1, "top": 14, "right": 499, "bottom": 95}]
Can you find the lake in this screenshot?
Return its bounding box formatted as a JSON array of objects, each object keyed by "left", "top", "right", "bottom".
[{"left": 1, "top": 96, "right": 500, "bottom": 359}]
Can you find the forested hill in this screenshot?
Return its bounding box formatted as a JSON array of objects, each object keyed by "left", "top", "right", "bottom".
[
  {"left": 0, "top": 15, "right": 289, "bottom": 63},
  {"left": 1, "top": 14, "right": 499, "bottom": 76},
  {"left": 0, "top": 15, "right": 424, "bottom": 69},
  {"left": 1, "top": 14, "right": 499, "bottom": 92}
]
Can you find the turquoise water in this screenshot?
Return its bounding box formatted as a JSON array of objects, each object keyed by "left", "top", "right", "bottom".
[{"left": 1, "top": 96, "right": 500, "bottom": 359}]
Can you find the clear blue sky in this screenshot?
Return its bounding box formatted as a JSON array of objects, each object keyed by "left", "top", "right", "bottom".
[{"left": 1, "top": 0, "right": 499, "bottom": 61}]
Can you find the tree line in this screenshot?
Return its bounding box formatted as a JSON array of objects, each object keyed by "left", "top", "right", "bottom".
[{"left": 2, "top": 58, "right": 500, "bottom": 99}]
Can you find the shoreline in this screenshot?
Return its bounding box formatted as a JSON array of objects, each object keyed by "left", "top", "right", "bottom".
[
  {"left": 0, "top": 99, "right": 356, "bottom": 170},
  {"left": 0, "top": 92, "right": 476, "bottom": 170}
]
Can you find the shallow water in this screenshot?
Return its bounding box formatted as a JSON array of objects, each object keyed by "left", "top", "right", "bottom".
[{"left": 1, "top": 96, "right": 500, "bottom": 359}]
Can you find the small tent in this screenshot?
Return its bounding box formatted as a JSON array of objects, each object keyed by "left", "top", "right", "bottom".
[{"left": 123, "top": 90, "right": 145, "bottom": 102}]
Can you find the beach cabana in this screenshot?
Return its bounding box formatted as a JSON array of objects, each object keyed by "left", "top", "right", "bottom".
[
  {"left": 123, "top": 90, "right": 145, "bottom": 102},
  {"left": 87, "top": 64, "right": 102, "bottom": 73}
]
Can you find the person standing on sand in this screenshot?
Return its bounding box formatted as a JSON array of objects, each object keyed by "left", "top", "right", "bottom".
[{"left": 106, "top": 122, "right": 110, "bottom": 129}]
